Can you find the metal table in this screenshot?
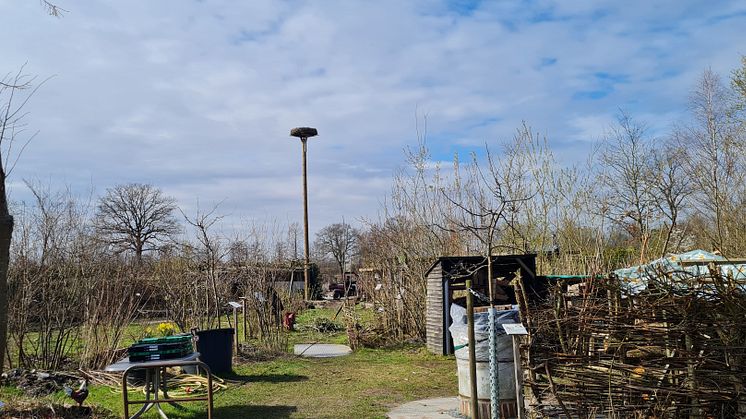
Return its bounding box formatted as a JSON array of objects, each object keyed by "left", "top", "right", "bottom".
[{"left": 105, "top": 353, "right": 213, "bottom": 419}]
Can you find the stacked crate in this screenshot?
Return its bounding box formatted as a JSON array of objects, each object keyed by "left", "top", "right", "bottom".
[{"left": 128, "top": 334, "right": 194, "bottom": 362}]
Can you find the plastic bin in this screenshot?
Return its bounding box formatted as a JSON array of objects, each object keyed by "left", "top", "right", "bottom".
[{"left": 195, "top": 328, "right": 234, "bottom": 373}]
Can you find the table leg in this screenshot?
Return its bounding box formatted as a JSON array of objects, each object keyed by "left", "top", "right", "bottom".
[
  {"left": 160, "top": 369, "right": 186, "bottom": 410},
  {"left": 120, "top": 359, "right": 208, "bottom": 419},
  {"left": 153, "top": 367, "right": 169, "bottom": 419},
  {"left": 130, "top": 369, "right": 154, "bottom": 419}
]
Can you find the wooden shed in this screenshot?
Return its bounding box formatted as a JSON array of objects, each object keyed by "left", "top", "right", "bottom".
[{"left": 425, "top": 254, "right": 539, "bottom": 355}]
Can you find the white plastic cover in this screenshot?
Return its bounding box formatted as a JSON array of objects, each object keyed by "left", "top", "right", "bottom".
[{"left": 448, "top": 303, "right": 519, "bottom": 361}]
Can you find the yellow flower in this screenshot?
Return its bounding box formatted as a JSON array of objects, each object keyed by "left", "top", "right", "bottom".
[{"left": 157, "top": 322, "right": 176, "bottom": 336}]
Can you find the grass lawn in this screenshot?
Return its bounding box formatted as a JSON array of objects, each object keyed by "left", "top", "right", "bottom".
[
  {"left": 1, "top": 305, "right": 458, "bottom": 418},
  {"left": 83, "top": 347, "right": 456, "bottom": 418}
]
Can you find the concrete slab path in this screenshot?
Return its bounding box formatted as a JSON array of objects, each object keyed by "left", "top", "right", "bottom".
[
  {"left": 293, "top": 343, "right": 353, "bottom": 358},
  {"left": 387, "top": 397, "right": 464, "bottom": 419}
]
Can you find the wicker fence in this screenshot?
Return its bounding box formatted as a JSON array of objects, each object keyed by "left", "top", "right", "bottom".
[{"left": 520, "top": 268, "right": 746, "bottom": 418}]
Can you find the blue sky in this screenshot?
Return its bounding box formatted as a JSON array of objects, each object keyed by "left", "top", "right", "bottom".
[{"left": 2, "top": 0, "right": 745, "bottom": 234}]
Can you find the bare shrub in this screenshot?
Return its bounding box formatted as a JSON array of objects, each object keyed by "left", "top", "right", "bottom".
[
  {"left": 78, "top": 263, "right": 145, "bottom": 369},
  {"left": 7, "top": 183, "right": 89, "bottom": 370}
]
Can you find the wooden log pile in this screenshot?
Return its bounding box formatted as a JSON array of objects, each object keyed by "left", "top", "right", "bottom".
[{"left": 521, "top": 269, "right": 746, "bottom": 418}]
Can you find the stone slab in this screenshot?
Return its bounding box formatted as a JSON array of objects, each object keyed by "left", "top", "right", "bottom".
[
  {"left": 387, "top": 397, "right": 464, "bottom": 419},
  {"left": 293, "top": 343, "right": 352, "bottom": 358}
]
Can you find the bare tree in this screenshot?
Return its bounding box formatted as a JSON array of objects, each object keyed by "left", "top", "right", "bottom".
[
  {"left": 314, "top": 222, "right": 360, "bottom": 283},
  {"left": 599, "top": 112, "right": 658, "bottom": 261},
  {"left": 286, "top": 221, "right": 301, "bottom": 262},
  {"left": 678, "top": 70, "right": 744, "bottom": 254},
  {"left": 649, "top": 138, "right": 692, "bottom": 255},
  {"left": 436, "top": 142, "right": 530, "bottom": 305},
  {"left": 95, "top": 183, "right": 179, "bottom": 263},
  {"left": 0, "top": 68, "right": 46, "bottom": 373},
  {"left": 496, "top": 124, "right": 558, "bottom": 255}
]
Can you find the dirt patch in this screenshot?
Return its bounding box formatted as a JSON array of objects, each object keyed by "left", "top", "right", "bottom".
[
  {"left": 1, "top": 369, "right": 81, "bottom": 398},
  {"left": 1, "top": 402, "right": 115, "bottom": 419},
  {"left": 235, "top": 344, "right": 296, "bottom": 363},
  {"left": 0, "top": 369, "right": 117, "bottom": 418}
]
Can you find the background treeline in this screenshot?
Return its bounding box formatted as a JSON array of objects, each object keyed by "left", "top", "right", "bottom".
[{"left": 4, "top": 58, "right": 746, "bottom": 369}]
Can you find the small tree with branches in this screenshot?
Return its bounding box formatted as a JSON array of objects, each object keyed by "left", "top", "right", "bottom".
[
  {"left": 314, "top": 222, "right": 360, "bottom": 289},
  {"left": 598, "top": 113, "right": 660, "bottom": 262}
]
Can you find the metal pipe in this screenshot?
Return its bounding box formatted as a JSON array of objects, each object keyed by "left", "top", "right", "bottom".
[
  {"left": 487, "top": 244, "right": 500, "bottom": 419},
  {"left": 489, "top": 307, "right": 499, "bottom": 419}
]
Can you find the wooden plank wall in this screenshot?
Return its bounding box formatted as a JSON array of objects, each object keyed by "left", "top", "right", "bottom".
[{"left": 425, "top": 264, "right": 444, "bottom": 354}]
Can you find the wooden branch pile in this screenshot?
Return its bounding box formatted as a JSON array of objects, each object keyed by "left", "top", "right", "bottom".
[{"left": 521, "top": 270, "right": 746, "bottom": 418}]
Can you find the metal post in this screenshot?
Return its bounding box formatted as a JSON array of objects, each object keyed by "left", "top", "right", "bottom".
[
  {"left": 301, "top": 138, "right": 310, "bottom": 301},
  {"left": 466, "top": 279, "right": 480, "bottom": 419},
  {"left": 122, "top": 371, "right": 130, "bottom": 418},
  {"left": 489, "top": 307, "right": 499, "bottom": 419},
  {"left": 486, "top": 238, "right": 499, "bottom": 418}
]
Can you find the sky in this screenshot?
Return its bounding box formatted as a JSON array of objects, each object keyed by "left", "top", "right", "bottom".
[{"left": 2, "top": 0, "right": 745, "bottom": 236}]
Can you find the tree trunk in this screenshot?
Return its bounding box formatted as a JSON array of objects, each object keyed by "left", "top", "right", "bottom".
[
  {"left": 135, "top": 241, "right": 143, "bottom": 265},
  {"left": 339, "top": 264, "right": 347, "bottom": 297},
  {"left": 0, "top": 213, "right": 13, "bottom": 374}
]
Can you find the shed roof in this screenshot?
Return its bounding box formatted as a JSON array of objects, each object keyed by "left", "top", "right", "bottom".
[{"left": 424, "top": 254, "right": 537, "bottom": 279}]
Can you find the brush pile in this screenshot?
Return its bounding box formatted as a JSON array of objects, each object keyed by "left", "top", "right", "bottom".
[
  {"left": 0, "top": 369, "right": 82, "bottom": 398},
  {"left": 521, "top": 266, "right": 746, "bottom": 418}
]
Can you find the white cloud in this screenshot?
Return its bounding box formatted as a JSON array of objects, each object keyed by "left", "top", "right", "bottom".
[
  {"left": 568, "top": 114, "right": 614, "bottom": 142},
  {"left": 1, "top": 0, "right": 744, "bottom": 233}
]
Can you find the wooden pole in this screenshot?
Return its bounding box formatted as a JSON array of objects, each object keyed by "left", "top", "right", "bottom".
[
  {"left": 513, "top": 335, "right": 525, "bottom": 419},
  {"left": 301, "top": 138, "right": 311, "bottom": 301},
  {"left": 242, "top": 298, "right": 248, "bottom": 341},
  {"left": 233, "top": 307, "right": 239, "bottom": 354},
  {"left": 466, "top": 278, "right": 480, "bottom": 419},
  {"left": 290, "top": 127, "right": 317, "bottom": 302},
  {"left": 684, "top": 330, "right": 700, "bottom": 418}
]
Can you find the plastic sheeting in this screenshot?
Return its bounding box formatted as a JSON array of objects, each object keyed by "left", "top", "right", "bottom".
[
  {"left": 613, "top": 249, "right": 746, "bottom": 295},
  {"left": 448, "top": 303, "right": 519, "bottom": 361}
]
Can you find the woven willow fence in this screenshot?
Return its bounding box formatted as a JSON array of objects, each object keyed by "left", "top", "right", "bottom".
[{"left": 519, "top": 267, "right": 746, "bottom": 418}]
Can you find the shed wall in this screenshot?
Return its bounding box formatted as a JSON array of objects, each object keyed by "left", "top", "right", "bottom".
[{"left": 426, "top": 264, "right": 444, "bottom": 354}]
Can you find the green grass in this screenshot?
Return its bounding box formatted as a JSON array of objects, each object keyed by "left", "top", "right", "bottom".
[
  {"left": 286, "top": 306, "right": 350, "bottom": 347},
  {"left": 83, "top": 347, "right": 456, "bottom": 418},
  {"left": 2, "top": 306, "right": 458, "bottom": 418}
]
